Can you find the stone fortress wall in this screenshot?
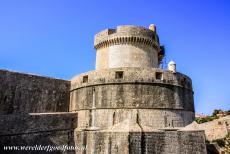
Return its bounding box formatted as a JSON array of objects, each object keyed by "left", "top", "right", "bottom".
[
  {"left": 192, "top": 115, "right": 230, "bottom": 141},
  {"left": 0, "top": 113, "right": 77, "bottom": 151},
  {"left": 0, "top": 69, "right": 70, "bottom": 114},
  {"left": 0, "top": 69, "right": 77, "bottom": 153}
]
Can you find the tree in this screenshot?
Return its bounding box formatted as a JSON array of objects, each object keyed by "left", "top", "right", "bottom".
[
  {"left": 226, "top": 110, "right": 230, "bottom": 115},
  {"left": 212, "top": 109, "right": 224, "bottom": 117}
]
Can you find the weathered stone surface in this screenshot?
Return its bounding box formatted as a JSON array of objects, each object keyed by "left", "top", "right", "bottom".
[
  {"left": 184, "top": 115, "right": 230, "bottom": 141},
  {"left": 76, "top": 109, "right": 194, "bottom": 130},
  {"left": 0, "top": 112, "right": 77, "bottom": 135},
  {"left": 70, "top": 84, "right": 193, "bottom": 111},
  {"left": 0, "top": 112, "right": 77, "bottom": 154},
  {"left": 0, "top": 130, "right": 75, "bottom": 154},
  {"left": 94, "top": 26, "right": 160, "bottom": 69},
  {"left": 75, "top": 130, "right": 206, "bottom": 154},
  {"left": 70, "top": 68, "right": 194, "bottom": 112},
  {"left": 0, "top": 69, "right": 70, "bottom": 114}
]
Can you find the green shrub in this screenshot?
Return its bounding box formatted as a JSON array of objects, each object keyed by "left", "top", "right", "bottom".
[
  {"left": 213, "top": 139, "right": 225, "bottom": 147},
  {"left": 195, "top": 116, "right": 216, "bottom": 124}
]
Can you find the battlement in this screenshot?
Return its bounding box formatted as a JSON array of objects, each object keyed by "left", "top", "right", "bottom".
[
  {"left": 94, "top": 25, "right": 161, "bottom": 70},
  {"left": 94, "top": 25, "right": 159, "bottom": 50}
]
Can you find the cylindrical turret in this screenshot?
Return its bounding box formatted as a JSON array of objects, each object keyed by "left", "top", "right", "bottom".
[
  {"left": 168, "top": 60, "right": 176, "bottom": 73},
  {"left": 94, "top": 25, "right": 160, "bottom": 70}
]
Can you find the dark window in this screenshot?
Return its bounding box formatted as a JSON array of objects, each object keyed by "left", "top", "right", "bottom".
[
  {"left": 182, "top": 77, "right": 187, "bottom": 83},
  {"left": 183, "top": 77, "right": 187, "bottom": 82},
  {"left": 115, "top": 71, "right": 123, "bottom": 79},
  {"left": 156, "top": 72, "right": 163, "bottom": 80},
  {"left": 83, "top": 75, "right": 88, "bottom": 83}
]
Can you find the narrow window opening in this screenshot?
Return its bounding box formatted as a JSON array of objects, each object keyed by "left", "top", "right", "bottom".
[
  {"left": 83, "top": 75, "right": 88, "bottom": 83},
  {"left": 156, "top": 72, "right": 163, "bottom": 80},
  {"left": 115, "top": 71, "right": 124, "bottom": 79},
  {"left": 89, "top": 110, "right": 92, "bottom": 127},
  {"left": 113, "top": 112, "right": 116, "bottom": 125}
]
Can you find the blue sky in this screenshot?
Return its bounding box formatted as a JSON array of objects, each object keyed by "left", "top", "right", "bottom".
[{"left": 0, "top": 0, "right": 229, "bottom": 115}]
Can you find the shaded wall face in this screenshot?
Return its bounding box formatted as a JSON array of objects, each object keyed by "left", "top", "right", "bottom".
[
  {"left": 0, "top": 113, "right": 78, "bottom": 154},
  {"left": 70, "top": 83, "right": 195, "bottom": 129},
  {"left": 75, "top": 130, "right": 207, "bottom": 154},
  {"left": 76, "top": 109, "right": 194, "bottom": 130},
  {"left": 70, "top": 84, "right": 194, "bottom": 111},
  {"left": 0, "top": 70, "right": 70, "bottom": 114},
  {"left": 96, "top": 44, "right": 158, "bottom": 70}
]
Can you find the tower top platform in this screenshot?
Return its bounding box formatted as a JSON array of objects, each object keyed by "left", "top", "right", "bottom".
[{"left": 94, "top": 25, "right": 160, "bottom": 51}]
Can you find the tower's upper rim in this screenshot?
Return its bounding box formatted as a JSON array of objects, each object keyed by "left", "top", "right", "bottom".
[
  {"left": 94, "top": 25, "right": 159, "bottom": 49},
  {"left": 116, "top": 25, "right": 155, "bottom": 32}
]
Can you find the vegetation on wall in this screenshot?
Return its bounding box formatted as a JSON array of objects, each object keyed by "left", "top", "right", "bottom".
[
  {"left": 212, "top": 133, "right": 230, "bottom": 153},
  {"left": 196, "top": 109, "right": 230, "bottom": 124},
  {"left": 196, "top": 116, "right": 216, "bottom": 124}
]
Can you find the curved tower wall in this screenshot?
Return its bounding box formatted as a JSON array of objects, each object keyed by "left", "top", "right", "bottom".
[
  {"left": 94, "top": 26, "right": 160, "bottom": 69},
  {"left": 70, "top": 68, "right": 195, "bottom": 129}
]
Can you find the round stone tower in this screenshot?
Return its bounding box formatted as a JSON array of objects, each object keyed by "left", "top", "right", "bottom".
[
  {"left": 94, "top": 25, "right": 160, "bottom": 70},
  {"left": 70, "top": 25, "right": 195, "bottom": 130},
  {"left": 71, "top": 25, "right": 206, "bottom": 154}
]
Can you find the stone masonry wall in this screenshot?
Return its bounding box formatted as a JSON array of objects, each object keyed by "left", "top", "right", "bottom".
[
  {"left": 76, "top": 109, "right": 194, "bottom": 130},
  {"left": 70, "top": 84, "right": 193, "bottom": 111},
  {"left": 94, "top": 26, "right": 160, "bottom": 69},
  {"left": 95, "top": 42, "right": 158, "bottom": 69},
  {"left": 94, "top": 25, "right": 158, "bottom": 47},
  {"left": 0, "top": 113, "right": 77, "bottom": 135},
  {"left": 0, "top": 69, "right": 70, "bottom": 114},
  {"left": 75, "top": 130, "right": 206, "bottom": 154},
  {"left": 0, "top": 113, "right": 78, "bottom": 154},
  {"left": 70, "top": 68, "right": 194, "bottom": 112},
  {"left": 0, "top": 131, "right": 75, "bottom": 154},
  {"left": 198, "top": 115, "right": 230, "bottom": 141}
]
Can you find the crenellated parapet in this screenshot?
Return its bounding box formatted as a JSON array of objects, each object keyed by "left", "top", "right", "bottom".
[
  {"left": 94, "top": 25, "right": 159, "bottom": 48},
  {"left": 94, "top": 25, "right": 161, "bottom": 69},
  {"left": 94, "top": 35, "right": 159, "bottom": 51}
]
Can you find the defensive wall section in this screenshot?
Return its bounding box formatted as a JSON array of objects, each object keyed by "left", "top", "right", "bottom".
[
  {"left": 0, "top": 69, "right": 77, "bottom": 153},
  {"left": 0, "top": 69, "right": 70, "bottom": 114},
  {"left": 0, "top": 113, "right": 77, "bottom": 152}
]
